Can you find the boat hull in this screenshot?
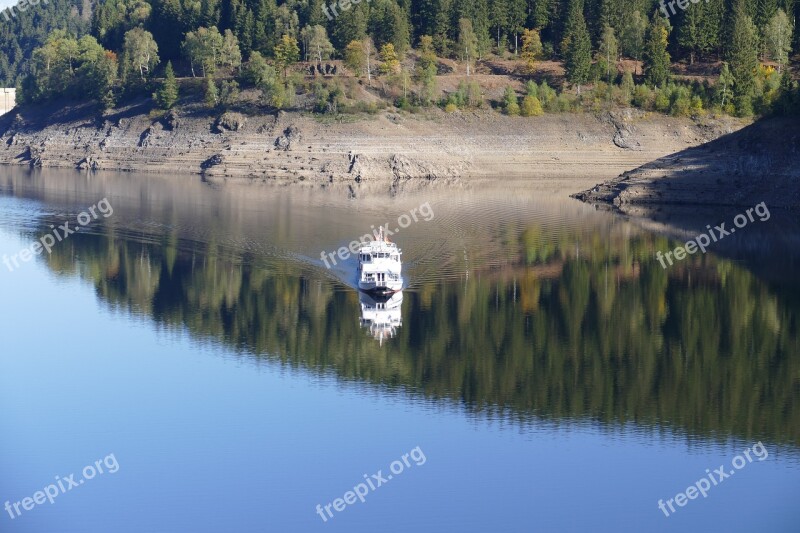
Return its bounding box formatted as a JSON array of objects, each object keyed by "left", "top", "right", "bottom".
[{"left": 358, "top": 279, "right": 404, "bottom": 294}]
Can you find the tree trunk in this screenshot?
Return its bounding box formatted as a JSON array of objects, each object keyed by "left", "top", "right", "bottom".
[{"left": 366, "top": 45, "right": 371, "bottom": 86}]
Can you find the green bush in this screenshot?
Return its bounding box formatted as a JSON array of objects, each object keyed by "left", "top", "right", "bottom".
[
  {"left": 502, "top": 86, "right": 520, "bottom": 115},
  {"left": 555, "top": 94, "right": 573, "bottom": 112},
  {"left": 457, "top": 80, "right": 483, "bottom": 108},
  {"left": 654, "top": 86, "right": 671, "bottom": 113},
  {"left": 619, "top": 71, "right": 634, "bottom": 106},
  {"left": 690, "top": 95, "right": 704, "bottom": 115},
  {"left": 521, "top": 95, "right": 544, "bottom": 116},
  {"left": 218, "top": 80, "right": 239, "bottom": 107},
  {"left": 538, "top": 81, "right": 558, "bottom": 110},
  {"left": 632, "top": 85, "right": 653, "bottom": 109},
  {"left": 669, "top": 86, "right": 691, "bottom": 116}
]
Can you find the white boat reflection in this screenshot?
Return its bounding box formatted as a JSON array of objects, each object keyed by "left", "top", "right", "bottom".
[{"left": 359, "top": 290, "right": 403, "bottom": 345}]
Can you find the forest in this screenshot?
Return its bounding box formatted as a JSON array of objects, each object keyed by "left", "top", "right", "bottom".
[{"left": 0, "top": 0, "right": 798, "bottom": 117}]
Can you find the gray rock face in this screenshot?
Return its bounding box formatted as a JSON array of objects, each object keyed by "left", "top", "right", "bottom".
[
  {"left": 77, "top": 155, "right": 100, "bottom": 170},
  {"left": 574, "top": 117, "right": 800, "bottom": 210},
  {"left": 274, "top": 126, "right": 300, "bottom": 150},
  {"left": 214, "top": 112, "right": 246, "bottom": 133}
]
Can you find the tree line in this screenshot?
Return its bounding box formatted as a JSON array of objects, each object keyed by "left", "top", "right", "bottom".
[{"left": 0, "top": 0, "right": 797, "bottom": 115}]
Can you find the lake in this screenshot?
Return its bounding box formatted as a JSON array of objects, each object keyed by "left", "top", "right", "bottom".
[{"left": 1, "top": 168, "right": 798, "bottom": 532}]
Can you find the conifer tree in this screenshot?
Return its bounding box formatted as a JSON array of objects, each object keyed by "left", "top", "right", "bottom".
[
  {"left": 728, "top": 5, "right": 758, "bottom": 115},
  {"left": 643, "top": 13, "right": 670, "bottom": 88},
  {"left": 563, "top": 0, "right": 591, "bottom": 94},
  {"left": 154, "top": 61, "right": 179, "bottom": 109}
]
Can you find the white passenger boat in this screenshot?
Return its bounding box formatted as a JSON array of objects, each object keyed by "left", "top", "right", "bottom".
[{"left": 357, "top": 228, "right": 403, "bottom": 294}]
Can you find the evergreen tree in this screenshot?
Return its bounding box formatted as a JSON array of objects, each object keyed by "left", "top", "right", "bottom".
[
  {"left": 620, "top": 10, "right": 647, "bottom": 74},
  {"left": 204, "top": 76, "right": 218, "bottom": 107},
  {"left": 678, "top": 0, "right": 708, "bottom": 64},
  {"left": 755, "top": 0, "right": 778, "bottom": 30},
  {"left": 502, "top": 85, "right": 520, "bottom": 114},
  {"left": 562, "top": 0, "right": 591, "bottom": 94},
  {"left": 600, "top": 0, "right": 624, "bottom": 36},
  {"left": 331, "top": 4, "right": 369, "bottom": 49},
  {"left": 154, "top": 60, "right": 179, "bottom": 109},
  {"left": 472, "top": 0, "right": 493, "bottom": 58},
  {"left": 489, "top": 0, "right": 510, "bottom": 51},
  {"left": 728, "top": 5, "right": 759, "bottom": 115},
  {"left": 507, "top": 0, "right": 526, "bottom": 55},
  {"left": 643, "top": 13, "right": 670, "bottom": 88},
  {"left": 369, "top": 0, "right": 411, "bottom": 53}
]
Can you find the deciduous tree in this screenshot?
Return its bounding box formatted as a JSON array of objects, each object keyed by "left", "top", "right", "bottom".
[
  {"left": 520, "top": 29, "right": 542, "bottom": 73},
  {"left": 123, "top": 28, "right": 159, "bottom": 82},
  {"left": 274, "top": 34, "right": 300, "bottom": 77}
]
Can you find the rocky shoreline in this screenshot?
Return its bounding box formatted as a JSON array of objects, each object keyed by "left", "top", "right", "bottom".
[
  {"left": 573, "top": 117, "right": 800, "bottom": 210},
  {"left": 0, "top": 100, "right": 744, "bottom": 195}
]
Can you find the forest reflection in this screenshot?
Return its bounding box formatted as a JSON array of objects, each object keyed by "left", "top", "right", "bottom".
[{"left": 40, "top": 216, "right": 800, "bottom": 448}]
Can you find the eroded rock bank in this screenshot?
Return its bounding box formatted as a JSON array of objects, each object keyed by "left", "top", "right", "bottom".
[
  {"left": 0, "top": 100, "right": 743, "bottom": 195},
  {"left": 573, "top": 117, "right": 800, "bottom": 210}
]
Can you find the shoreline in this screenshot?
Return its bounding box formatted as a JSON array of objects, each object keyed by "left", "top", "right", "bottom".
[
  {"left": 573, "top": 117, "right": 800, "bottom": 210},
  {"left": 0, "top": 102, "right": 744, "bottom": 195}
]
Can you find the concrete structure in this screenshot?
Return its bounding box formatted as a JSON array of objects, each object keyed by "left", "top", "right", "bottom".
[{"left": 0, "top": 88, "right": 15, "bottom": 115}]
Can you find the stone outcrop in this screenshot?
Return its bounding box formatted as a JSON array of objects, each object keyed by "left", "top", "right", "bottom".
[{"left": 573, "top": 117, "right": 800, "bottom": 210}]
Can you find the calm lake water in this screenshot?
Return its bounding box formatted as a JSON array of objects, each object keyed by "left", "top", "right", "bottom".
[{"left": 1, "top": 168, "right": 798, "bottom": 532}]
